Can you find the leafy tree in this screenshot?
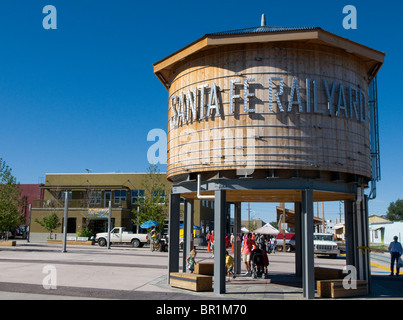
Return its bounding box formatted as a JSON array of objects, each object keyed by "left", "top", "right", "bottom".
[
  {"left": 248, "top": 220, "right": 257, "bottom": 232},
  {"left": 132, "top": 164, "right": 168, "bottom": 233},
  {"left": 0, "top": 158, "right": 25, "bottom": 240},
  {"left": 270, "top": 221, "right": 279, "bottom": 230},
  {"left": 386, "top": 199, "right": 403, "bottom": 221},
  {"left": 35, "top": 213, "right": 61, "bottom": 239}
]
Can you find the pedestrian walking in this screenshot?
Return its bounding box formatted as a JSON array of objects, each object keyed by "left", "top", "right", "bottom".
[{"left": 388, "top": 236, "right": 402, "bottom": 276}]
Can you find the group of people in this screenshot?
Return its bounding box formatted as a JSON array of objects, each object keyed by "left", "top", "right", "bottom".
[
  {"left": 189, "top": 231, "right": 403, "bottom": 280},
  {"left": 206, "top": 231, "right": 237, "bottom": 257},
  {"left": 206, "top": 231, "right": 277, "bottom": 253},
  {"left": 190, "top": 231, "right": 274, "bottom": 280},
  {"left": 248, "top": 233, "right": 278, "bottom": 254}
]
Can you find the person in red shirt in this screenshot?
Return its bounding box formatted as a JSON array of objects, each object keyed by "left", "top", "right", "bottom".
[{"left": 241, "top": 233, "right": 254, "bottom": 275}]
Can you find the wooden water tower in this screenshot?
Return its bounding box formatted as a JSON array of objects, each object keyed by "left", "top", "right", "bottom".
[{"left": 154, "top": 17, "right": 384, "bottom": 298}]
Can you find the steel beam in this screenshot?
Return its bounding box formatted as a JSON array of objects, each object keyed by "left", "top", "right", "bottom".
[
  {"left": 184, "top": 199, "right": 194, "bottom": 272},
  {"left": 234, "top": 202, "right": 242, "bottom": 275},
  {"left": 301, "top": 189, "right": 314, "bottom": 299},
  {"left": 213, "top": 190, "right": 226, "bottom": 294},
  {"left": 168, "top": 193, "right": 180, "bottom": 283},
  {"left": 172, "top": 178, "right": 356, "bottom": 196}
]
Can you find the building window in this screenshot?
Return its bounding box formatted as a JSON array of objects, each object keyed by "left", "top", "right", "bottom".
[
  {"left": 153, "top": 190, "right": 166, "bottom": 203},
  {"left": 88, "top": 190, "right": 102, "bottom": 206},
  {"left": 114, "top": 190, "right": 127, "bottom": 205},
  {"left": 131, "top": 190, "right": 145, "bottom": 204}
]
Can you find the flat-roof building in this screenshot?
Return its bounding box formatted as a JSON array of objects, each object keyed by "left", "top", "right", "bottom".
[{"left": 30, "top": 172, "right": 216, "bottom": 242}]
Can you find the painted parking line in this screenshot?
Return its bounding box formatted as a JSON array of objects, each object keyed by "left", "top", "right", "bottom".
[
  {"left": 341, "top": 253, "right": 403, "bottom": 275},
  {"left": 371, "top": 262, "right": 403, "bottom": 275}
]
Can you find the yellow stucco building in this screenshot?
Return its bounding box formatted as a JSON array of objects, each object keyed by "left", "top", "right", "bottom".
[{"left": 30, "top": 172, "right": 215, "bottom": 242}]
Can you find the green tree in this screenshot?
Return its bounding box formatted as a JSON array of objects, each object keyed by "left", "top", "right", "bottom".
[
  {"left": 386, "top": 199, "right": 403, "bottom": 221},
  {"left": 270, "top": 221, "right": 279, "bottom": 230},
  {"left": 0, "top": 158, "right": 25, "bottom": 240},
  {"left": 35, "top": 213, "right": 61, "bottom": 239},
  {"left": 132, "top": 165, "right": 168, "bottom": 233}
]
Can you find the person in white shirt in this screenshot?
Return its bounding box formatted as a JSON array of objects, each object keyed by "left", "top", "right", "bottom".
[{"left": 388, "top": 236, "right": 402, "bottom": 276}]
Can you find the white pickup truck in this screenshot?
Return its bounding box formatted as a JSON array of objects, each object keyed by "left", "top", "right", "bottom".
[
  {"left": 313, "top": 233, "right": 339, "bottom": 258},
  {"left": 95, "top": 227, "right": 148, "bottom": 248}
]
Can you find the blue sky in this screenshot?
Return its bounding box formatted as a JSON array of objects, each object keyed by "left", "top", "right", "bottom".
[{"left": 0, "top": 0, "right": 402, "bottom": 223}]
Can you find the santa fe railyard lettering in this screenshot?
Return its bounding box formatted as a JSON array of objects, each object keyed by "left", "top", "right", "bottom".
[{"left": 169, "top": 76, "right": 368, "bottom": 127}]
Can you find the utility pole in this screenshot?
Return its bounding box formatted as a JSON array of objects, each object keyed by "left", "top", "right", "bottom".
[
  {"left": 248, "top": 202, "right": 250, "bottom": 231},
  {"left": 279, "top": 203, "right": 286, "bottom": 252}
]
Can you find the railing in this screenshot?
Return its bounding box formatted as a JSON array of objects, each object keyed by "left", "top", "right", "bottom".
[
  {"left": 32, "top": 199, "right": 130, "bottom": 209},
  {"left": 368, "top": 76, "right": 380, "bottom": 200}
]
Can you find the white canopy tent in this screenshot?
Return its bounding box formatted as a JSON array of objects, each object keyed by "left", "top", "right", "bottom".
[{"left": 253, "top": 223, "right": 280, "bottom": 235}]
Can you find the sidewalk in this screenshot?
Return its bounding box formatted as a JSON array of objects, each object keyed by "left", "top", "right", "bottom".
[{"left": 0, "top": 242, "right": 401, "bottom": 300}]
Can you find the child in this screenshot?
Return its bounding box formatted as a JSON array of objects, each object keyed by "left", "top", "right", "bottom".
[
  {"left": 186, "top": 249, "right": 197, "bottom": 273},
  {"left": 225, "top": 251, "right": 236, "bottom": 281}
]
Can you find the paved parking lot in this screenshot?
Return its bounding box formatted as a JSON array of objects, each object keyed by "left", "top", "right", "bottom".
[{"left": 0, "top": 241, "right": 401, "bottom": 300}]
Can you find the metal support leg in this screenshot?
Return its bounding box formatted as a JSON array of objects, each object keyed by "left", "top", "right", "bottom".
[
  {"left": 182, "top": 199, "right": 188, "bottom": 272},
  {"left": 294, "top": 202, "right": 302, "bottom": 277},
  {"left": 345, "top": 192, "right": 371, "bottom": 293},
  {"left": 356, "top": 190, "right": 370, "bottom": 282},
  {"left": 184, "top": 199, "right": 194, "bottom": 272},
  {"left": 214, "top": 190, "right": 226, "bottom": 294},
  {"left": 345, "top": 199, "right": 357, "bottom": 268},
  {"left": 363, "top": 195, "right": 371, "bottom": 293},
  {"left": 356, "top": 188, "right": 365, "bottom": 281},
  {"left": 234, "top": 202, "right": 241, "bottom": 275},
  {"left": 301, "top": 189, "right": 314, "bottom": 299},
  {"left": 168, "top": 193, "right": 180, "bottom": 284}
]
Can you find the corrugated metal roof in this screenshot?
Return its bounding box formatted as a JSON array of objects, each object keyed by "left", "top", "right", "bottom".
[{"left": 207, "top": 26, "right": 321, "bottom": 36}]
